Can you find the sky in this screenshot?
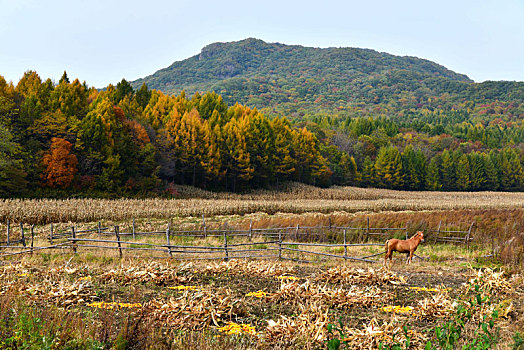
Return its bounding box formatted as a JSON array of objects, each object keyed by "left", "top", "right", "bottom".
[{"left": 1, "top": 0, "right": 523, "bottom": 88}]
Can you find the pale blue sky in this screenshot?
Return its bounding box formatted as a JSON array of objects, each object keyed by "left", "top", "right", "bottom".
[{"left": 1, "top": 0, "right": 523, "bottom": 88}]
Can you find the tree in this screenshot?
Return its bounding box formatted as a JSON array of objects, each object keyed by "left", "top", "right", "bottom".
[
  {"left": 374, "top": 146, "right": 404, "bottom": 189},
  {"left": 292, "top": 127, "right": 331, "bottom": 186},
  {"left": 468, "top": 152, "right": 486, "bottom": 191},
  {"left": 243, "top": 111, "right": 275, "bottom": 186},
  {"left": 0, "top": 123, "right": 27, "bottom": 196},
  {"left": 338, "top": 153, "right": 360, "bottom": 185},
  {"left": 222, "top": 117, "right": 253, "bottom": 191},
  {"left": 196, "top": 92, "right": 228, "bottom": 120},
  {"left": 361, "top": 156, "right": 375, "bottom": 187},
  {"left": 499, "top": 148, "right": 524, "bottom": 191},
  {"left": 271, "top": 117, "right": 296, "bottom": 181},
  {"left": 50, "top": 78, "right": 89, "bottom": 119},
  {"left": 177, "top": 109, "right": 211, "bottom": 186},
  {"left": 440, "top": 150, "right": 455, "bottom": 190},
  {"left": 426, "top": 155, "right": 442, "bottom": 191},
  {"left": 455, "top": 154, "right": 471, "bottom": 191},
  {"left": 114, "top": 79, "right": 134, "bottom": 103},
  {"left": 483, "top": 153, "right": 499, "bottom": 190},
  {"left": 135, "top": 83, "right": 151, "bottom": 109},
  {"left": 15, "top": 71, "right": 42, "bottom": 97},
  {"left": 59, "top": 71, "right": 70, "bottom": 84},
  {"left": 42, "top": 137, "right": 78, "bottom": 188},
  {"left": 402, "top": 145, "right": 426, "bottom": 190}
]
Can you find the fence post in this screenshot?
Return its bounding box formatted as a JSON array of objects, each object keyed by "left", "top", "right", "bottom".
[
  {"left": 30, "top": 224, "right": 34, "bottom": 254},
  {"left": 435, "top": 221, "right": 441, "bottom": 244},
  {"left": 115, "top": 225, "right": 122, "bottom": 258},
  {"left": 71, "top": 226, "right": 76, "bottom": 253},
  {"left": 343, "top": 229, "right": 347, "bottom": 260},
  {"left": 223, "top": 231, "right": 228, "bottom": 261},
  {"left": 98, "top": 222, "right": 101, "bottom": 235},
  {"left": 365, "top": 217, "right": 370, "bottom": 242},
  {"left": 202, "top": 215, "right": 207, "bottom": 239},
  {"left": 328, "top": 217, "right": 332, "bottom": 230},
  {"left": 132, "top": 218, "right": 136, "bottom": 240},
  {"left": 20, "top": 223, "right": 26, "bottom": 247},
  {"left": 248, "top": 220, "right": 253, "bottom": 240},
  {"left": 295, "top": 224, "right": 299, "bottom": 241},
  {"left": 466, "top": 222, "right": 474, "bottom": 252},
  {"left": 491, "top": 235, "right": 495, "bottom": 257},
  {"left": 166, "top": 223, "right": 172, "bottom": 258},
  {"left": 6, "top": 219, "right": 10, "bottom": 246},
  {"left": 50, "top": 223, "right": 54, "bottom": 244},
  {"left": 278, "top": 231, "right": 282, "bottom": 260}
]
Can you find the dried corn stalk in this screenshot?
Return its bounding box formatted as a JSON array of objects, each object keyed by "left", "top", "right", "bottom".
[
  {"left": 339, "top": 318, "right": 427, "bottom": 350},
  {"left": 201, "top": 260, "right": 295, "bottom": 277},
  {"left": 17, "top": 276, "right": 96, "bottom": 307},
  {"left": 145, "top": 287, "right": 245, "bottom": 331},
  {"left": 265, "top": 302, "right": 329, "bottom": 346},
  {"left": 99, "top": 261, "right": 190, "bottom": 286},
  {"left": 467, "top": 268, "right": 512, "bottom": 294},
  {"left": 413, "top": 292, "right": 456, "bottom": 321},
  {"left": 267, "top": 279, "right": 390, "bottom": 308},
  {"left": 316, "top": 266, "right": 406, "bottom": 285}
]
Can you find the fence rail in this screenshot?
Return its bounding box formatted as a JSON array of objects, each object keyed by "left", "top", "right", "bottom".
[{"left": 1, "top": 218, "right": 477, "bottom": 262}]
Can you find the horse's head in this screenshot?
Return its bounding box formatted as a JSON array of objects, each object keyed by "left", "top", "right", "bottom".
[{"left": 416, "top": 231, "right": 425, "bottom": 242}]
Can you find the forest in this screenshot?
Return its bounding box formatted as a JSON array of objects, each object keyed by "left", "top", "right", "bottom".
[{"left": 0, "top": 70, "right": 523, "bottom": 197}]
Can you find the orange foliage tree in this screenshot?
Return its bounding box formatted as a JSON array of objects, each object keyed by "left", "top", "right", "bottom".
[{"left": 42, "top": 138, "right": 78, "bottom": 188}]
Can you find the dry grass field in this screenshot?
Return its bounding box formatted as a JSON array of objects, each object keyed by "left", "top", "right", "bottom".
[{"left": 1, "top": 185, "right": 523, "bottom": 349}]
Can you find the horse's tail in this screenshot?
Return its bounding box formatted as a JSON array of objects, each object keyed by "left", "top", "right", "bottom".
[{"left": 384, "top": 240, "right": 389, "bottom": 251}]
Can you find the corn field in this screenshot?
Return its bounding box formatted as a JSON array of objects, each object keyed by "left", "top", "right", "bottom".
[{"left": 1, "top": 184, "right": 524, "bottom": 224}]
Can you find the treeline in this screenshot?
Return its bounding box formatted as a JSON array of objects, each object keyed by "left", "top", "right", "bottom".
[
  {"left": 0, "top": 71, "right": 331, "bottom": 197},
  {"left": 343, "top": 145, "right": 523, "bottom": 191},
  {"left": 1, "top": 71, "right": 523, "bottom": 198},
  {"left": 312, "top": 111, "right": 524, "bottom": 191}
]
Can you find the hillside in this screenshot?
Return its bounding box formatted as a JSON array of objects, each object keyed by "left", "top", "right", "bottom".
[{"left": 130, "top": 38, "right": 523, "bottom": 118}]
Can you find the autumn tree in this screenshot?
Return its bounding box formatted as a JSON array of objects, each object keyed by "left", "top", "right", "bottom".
[
  {"left": 42, "top": 137, "right": 78, "bottom": 188},
  {"left": 270, "top": 117, "right": 296, "bottom": 181}
]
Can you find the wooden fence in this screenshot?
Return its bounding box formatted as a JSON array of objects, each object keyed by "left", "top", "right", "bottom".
[{"left": 0, "top": 218, "right": 476, "bottom": 262}]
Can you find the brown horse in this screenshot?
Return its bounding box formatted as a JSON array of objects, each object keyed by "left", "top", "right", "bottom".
[{"left": 384, "top": 231, "right": 424, "bottom": 266}]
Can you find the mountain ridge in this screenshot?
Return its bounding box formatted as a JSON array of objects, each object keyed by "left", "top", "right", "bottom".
[{"left": 130, "top": 38, "right": 523, "bottom": 117}]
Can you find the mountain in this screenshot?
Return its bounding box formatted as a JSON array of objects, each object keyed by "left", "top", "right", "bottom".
[{"left": 131, "top": 38, "right": 523, "bottom": 118}]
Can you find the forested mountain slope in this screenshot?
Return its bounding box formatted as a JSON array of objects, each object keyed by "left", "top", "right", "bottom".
[{"left": 131, "top": 38, "right": 523, "bottom": 118}]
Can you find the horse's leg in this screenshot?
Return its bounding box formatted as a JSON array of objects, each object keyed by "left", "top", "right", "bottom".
[
  {"left": 408, "top": 250, "right": 414, "bottom": 264},
  {"left": 384, "top": 241, "right": 390, "bottom": 266}
]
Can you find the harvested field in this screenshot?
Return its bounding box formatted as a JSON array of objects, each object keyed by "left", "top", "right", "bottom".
[{"left": 0, "top": 255, "right": 521, "bottom": 349}]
